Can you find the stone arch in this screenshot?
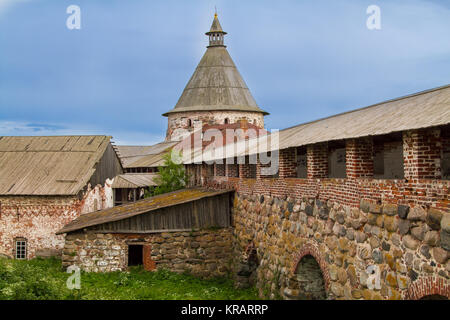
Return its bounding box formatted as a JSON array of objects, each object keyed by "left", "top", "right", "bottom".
[
  {"left": 406, "top": 276, "right": 449, "bottom": 300},
  {"left": 288, "top": 242, "right": 330, "bottom": 299}
]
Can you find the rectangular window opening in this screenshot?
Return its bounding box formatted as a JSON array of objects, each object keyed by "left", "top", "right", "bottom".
[
  {"left": 328, "top": 141, "right": 346, "bottom": 178},
  {"left": 296, "top": 147, "right": 307, "bottom": 178},
  {"left": 227, "top": 158, "right": 239, "bottom": 178},
  {"left": 373, "top": 133, "right": 404, "bottom": 179},
  {"left": 215, "top": 163, "right": 225, "bottom": 177},
  {"left": 260, "top": 152, "right": 279, "bottom": 178}
]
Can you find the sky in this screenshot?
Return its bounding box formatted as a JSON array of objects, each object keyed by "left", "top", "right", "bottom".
[{"left": 0, "top": 0, "right": 449, "bottom": 145}]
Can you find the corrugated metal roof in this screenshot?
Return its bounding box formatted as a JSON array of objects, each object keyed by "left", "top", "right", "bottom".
[
  {"left": 0, "top": 136, "right": 111, "bottom": 195},
  {"left": 56, "top": 188, "right": 234, "bottom": 234},
  {"left": 115, "top": 141, "right": 177, "bottom": 168},
  {"left": 111, "top": 173, "right": 158, "bottom": 189},
  {"left": 182, "top": 84, "right": 450, "bottom": 163}
]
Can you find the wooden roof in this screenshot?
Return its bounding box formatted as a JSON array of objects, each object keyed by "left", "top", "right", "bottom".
[
  {"left": 111, "top": 173, "right": 158, "bottom": 189},
  {"left": 163, "top": 19, "right": 268, "bottom": 116},
  {"left": 0, "top": 135, "right": 111, "bottom": 195},
  {"left": 115, "top": 141, "right": 177, "bottom": 168},
  {"left": 56, "top": 188, "right": 233, "bottom": 234},
  {"left": 182, "top": 84, "right": 450, "bottom": 163}
]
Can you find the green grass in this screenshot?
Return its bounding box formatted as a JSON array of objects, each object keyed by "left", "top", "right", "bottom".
[{"left": 0, "top": 257, "right": 259, "bottom": 300}]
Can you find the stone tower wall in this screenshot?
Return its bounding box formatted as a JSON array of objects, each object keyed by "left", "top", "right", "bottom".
[{"left": 166, "top": 111, "right": 264, "bottom": 141}]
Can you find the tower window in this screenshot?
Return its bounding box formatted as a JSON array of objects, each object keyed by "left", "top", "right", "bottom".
[
  {"left": 187, "top": 119, "right": 192, "bottom": 127},
  {"left": 224, "top": 118, "right": 229, "bottom": 124},
  {"left": 14, "top": 238, "right": 27, "bottom": 260}
]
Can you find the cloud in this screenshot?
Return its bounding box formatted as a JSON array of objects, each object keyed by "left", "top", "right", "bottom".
[
  {"left": 0, "top": 121, "right": 68, "bottom": 134},
  {"left": 0, "top": 121, "right": 165, "bottom": 146},
  {"left": 0, "top": 0, "right": 30, "bottom": 16}
]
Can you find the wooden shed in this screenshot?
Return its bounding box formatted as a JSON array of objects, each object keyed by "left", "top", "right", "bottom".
[
  {"left": 58, "top": 188, "right": 233, "bottom": 234},
  {"left": 57, "top": 188, "right": 235, "bottom": 274}
]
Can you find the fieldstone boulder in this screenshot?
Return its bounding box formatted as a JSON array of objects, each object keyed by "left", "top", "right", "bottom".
[
  {"left": 372, "top": 249, "right": 383, "bottom": 264},
  {"left": 383, "top": 204, "right": 398, "bottom": 216},
  {"left": 397, "top": 205, "right": 409, "bottom": 219},
  {"left": 432, "top": 247, "right": 448, "bottom": 264},
  {"left": 411, "top": 225, "right": 426, "bottom": 241},
  {"left": 398, "top": 219, "right": 411, "bottom": 235},
  {"left": 426, "top": 209, "right": 443, "bottom": 230},
  {"left": 403, "top": 235, "right": 419, "bottom": 250},
  {"left": 424, "top": 231, "right": 440, "bottom": 247},
  {"left": 441, "top": 213, "right": 450, "bottom": 233},
  {"left": 440, "top": 230, "right": 450, "bottom": 251},
  {"left": 407, "top": 207, "right": 427, "bottom": 222}
]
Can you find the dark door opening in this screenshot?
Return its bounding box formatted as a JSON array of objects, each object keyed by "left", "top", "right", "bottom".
[{"left": 128, "top": 245, "right": 143, "bottom": 266}]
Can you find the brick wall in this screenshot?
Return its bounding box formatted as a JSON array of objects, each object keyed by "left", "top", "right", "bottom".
[
  {"left": 307, "top": 143, "right": 328, "bottom": 178},
  {"left": 0, "top": 183, "right": 112, "bottom": 259},
  {"left": 403, "top": 129, "right": 442, "bottom": 180},
  {"left": 346, "top": 138, "right": 373, "bottom": 179},
  {"left": 279, "top": 148, "right": 297, "bottom": 178}
]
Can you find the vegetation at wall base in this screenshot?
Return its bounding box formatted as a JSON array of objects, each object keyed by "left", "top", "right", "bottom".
[{"left": 0, "top": 258, "right": 258, "bottom": 300}]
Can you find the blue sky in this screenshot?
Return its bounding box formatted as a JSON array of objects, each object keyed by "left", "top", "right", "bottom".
[{"left": 0, "top": 0, "right": 449, "bottom": 145}]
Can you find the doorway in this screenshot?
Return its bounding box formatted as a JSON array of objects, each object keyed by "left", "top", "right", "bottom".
[{"left": 128, "top": 245, "right": 143, "bottom": 266}]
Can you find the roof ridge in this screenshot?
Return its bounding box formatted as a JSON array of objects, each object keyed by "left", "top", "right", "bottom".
[{"left": 281, "top": 84, "right": 450, "bottom": 132}]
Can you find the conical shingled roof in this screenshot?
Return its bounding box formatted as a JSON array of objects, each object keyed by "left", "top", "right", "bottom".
[{"left": 163, "top": 15, "right": 268, "bottom": 116}]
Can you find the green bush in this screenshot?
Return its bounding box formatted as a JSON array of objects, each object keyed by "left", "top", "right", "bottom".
[
  {"left": 0, "top": 258, "right": 69, "bottom": 300},
  {"left": 146, "top": 151, "right": 189, "bottom": 197}
]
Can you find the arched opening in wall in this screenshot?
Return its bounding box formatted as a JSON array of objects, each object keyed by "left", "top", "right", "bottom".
[
  {"left": 187, "top": 119, "right": 192, "bottom": 127},
  {"left": 224, "top": 118, "right": 229, "bottom": 124},
  {"left": 294, "top": 255, "right": 326, "bottom": 300},
  {"left": 419, "top": 294, "right": 448, "bottom": 300}
]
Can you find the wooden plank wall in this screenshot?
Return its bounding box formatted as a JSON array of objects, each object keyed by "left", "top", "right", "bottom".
[
  {"left": 90, "top": 143, "right": 123, "bottom": 187},
  {"left": 91, "top": 192, "right": 232, "bottom": 233}
]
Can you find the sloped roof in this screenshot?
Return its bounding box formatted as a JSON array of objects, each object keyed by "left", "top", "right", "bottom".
[
  {"left": 115, "top": 141, "right": 177, "bottom": 168},
  {"left": 111, "top": 173, "right": 158, "bottom": 189},
  {"left": 57, "top": 188, "right": 233, "bottom": 234},
  {"left": 163, "top": 19, "right": 268, "bottom": 116},
  {"left": 0, "top": 136, "right": 111, "bottom": 195},
  {"left": 182, "top": 84, "right": 450, "bottom": 163},
  {"left": 272, "top": 84, "right": 450, "bottom": 151},
  {"left": 206, "top": 13, "right": 226, "bottom": 34}
]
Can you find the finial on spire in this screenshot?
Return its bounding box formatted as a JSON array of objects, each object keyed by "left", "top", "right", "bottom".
[
  {"left": 214, "top": 6, "right": 217, "bottom": 18},
  {"left": 206, "top": 10, "right": 227, "bottom": 47}
]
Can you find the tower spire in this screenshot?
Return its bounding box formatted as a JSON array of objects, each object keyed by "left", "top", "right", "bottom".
[{"left": 205, "top": 11, "right": 227, "bottom": 47}]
